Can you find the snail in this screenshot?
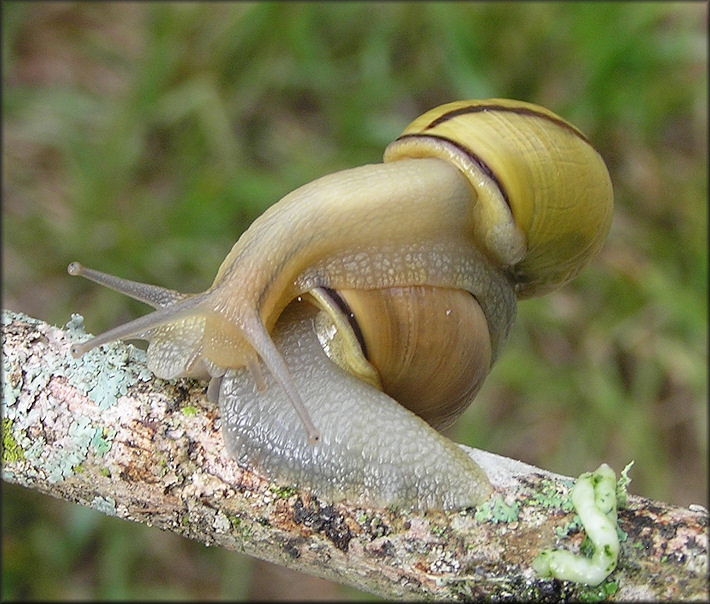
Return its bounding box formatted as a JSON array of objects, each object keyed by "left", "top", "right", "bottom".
[{"left": 68, "top": 99, "right": 613, "bottom": 510}]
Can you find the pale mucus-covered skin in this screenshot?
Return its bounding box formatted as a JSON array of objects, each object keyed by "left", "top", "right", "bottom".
[
  {"left": 68, "top": 99, "right": 613, "bottom": 511},
  {"left": 220, "top": 301, "right": 493, "bottom": 510}
]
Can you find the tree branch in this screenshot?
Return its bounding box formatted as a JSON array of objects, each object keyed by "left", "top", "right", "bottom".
[{"left": 2, "top": 310, "right": 707, "bottom": 601}]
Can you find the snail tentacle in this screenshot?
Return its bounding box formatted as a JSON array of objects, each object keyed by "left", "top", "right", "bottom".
[
  {"left": 67, "top": 262, "right": 188, "bottom": 308},
  {"left": 68, "top": 262, "right": 320, "bottom": 440}
]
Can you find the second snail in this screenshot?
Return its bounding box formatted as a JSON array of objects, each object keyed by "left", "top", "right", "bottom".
[{"left": 69, "top": 99, "right": 613, "bottom": 510}]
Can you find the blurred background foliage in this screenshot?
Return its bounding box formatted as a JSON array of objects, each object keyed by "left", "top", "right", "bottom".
[{"left": 2, "top": 1, "right": 706, "bottom": 600}]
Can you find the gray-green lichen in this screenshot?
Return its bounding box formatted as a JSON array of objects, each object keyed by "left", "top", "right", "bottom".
[
  {"left": 91, "top": 495, "right": 118, "bottom": 516},
  {"left": 44, "top": 415, "right": 96, "bottom": 483},
  {"left": 474, "top": 494, "right": 520, "bottom": 524},
  {"left": 529, "top": 478, "right": 576, "bottom": 512},
  {"left": 91, "top": 427, "right": 117, "bottom": 457},
  {"left": 62, "top": 314, "right": 153, "bottom": 410},
  {"left": 1, "top": 310, "right": 152, "bottom": 484},
  {"left": 2, "top": 354, "right": 22, "bottom": 411}
]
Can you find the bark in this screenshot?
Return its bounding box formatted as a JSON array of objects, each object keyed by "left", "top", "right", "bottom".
[{"left": 2, "top": 309, "right": 708, "bottom": 601}]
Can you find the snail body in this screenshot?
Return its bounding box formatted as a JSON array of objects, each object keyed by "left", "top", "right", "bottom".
[{"left": 68, "top": 99, "right": 613, "bottom": 510}]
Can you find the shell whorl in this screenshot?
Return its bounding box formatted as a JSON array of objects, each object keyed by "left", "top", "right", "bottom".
[
  {"left": 309, "top": 285, "right": 496, "bottom": 432},
  {"left": 383, "top": 99, "right": 614, "bottom": 298}
]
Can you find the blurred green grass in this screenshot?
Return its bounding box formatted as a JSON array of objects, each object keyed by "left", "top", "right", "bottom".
[{"left": 2, "top": 2, "right": 706, "bottom": 600}]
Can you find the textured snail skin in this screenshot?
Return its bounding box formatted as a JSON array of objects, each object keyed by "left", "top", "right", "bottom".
[
  {"left": 68, "top": 99, "right": 613, "bottom": 510},
  {"left": 220, "top": 300, "right": 492, "bottom": 510},
  {"left": 69, "top": 158, "right": 517, "bottom": 445}
]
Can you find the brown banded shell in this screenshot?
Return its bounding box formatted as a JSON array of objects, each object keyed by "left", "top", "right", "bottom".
[{"left": 309, "top": 285, "right": 492, "bottom": 431}]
